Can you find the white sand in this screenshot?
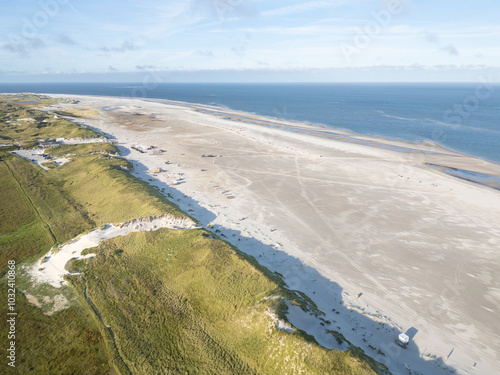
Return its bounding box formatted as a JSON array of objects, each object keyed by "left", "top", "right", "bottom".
[
  {"left": 30, "top": 216, "right": 196, "bottom": 288},
  {"left": 39, "top": 94, "right": 500, "bottom": 375},
  {"left": 12, "top": 137, "right": 109, "bottom": 170}
]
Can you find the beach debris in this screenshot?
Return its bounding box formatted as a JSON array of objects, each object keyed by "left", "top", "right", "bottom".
[
  {"left": 171, "top": 179, "right": 184, "bottom": 186},
  {"left": 132, "top": 146, "right": 145, "bottom": 153}
]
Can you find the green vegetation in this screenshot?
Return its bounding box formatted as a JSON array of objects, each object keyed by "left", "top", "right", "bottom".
[
  {"left": 0, "top": 153, "right": 93, "bottom": 272},
  {"left": 0, "top": 283, "right": 111, "bottom": 374},
  {"left": 0, "top": 94, "right": 98, "bottom": 147},
  {"left": 0, "top": 144, "right": 183, "bottom": 275},
  {"left": 0, "top": 93, "right": 63, "bottom": 108},
  {"left": 0, "top": 95, "right": 386, "bottom": 374},
  {"left": 46, "top": 142, "right": 119, "bottom": 157},
  {"left": 55, "top": 106, "right": 100, "bottom": 117},
  {"left": 69, "top": 228, "right": 380, "bottom": 374},
  {"left": 40, "top": 160, "right": 58, "bottom": 169},
  {"left": 50, "top": 151, "right": 184, "bottom": 225}
]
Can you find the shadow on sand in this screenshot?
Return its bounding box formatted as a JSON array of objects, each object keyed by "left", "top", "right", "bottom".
[{"left": 128, "top": 157, "right": 460, "bottom": 375}]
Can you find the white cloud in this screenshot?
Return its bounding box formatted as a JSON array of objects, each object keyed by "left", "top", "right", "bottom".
[
  {"left": 98, "top": 41, "right": 139, "bottom": 53},
  {"left": 55, "top": 35, "right": 77, "bottom": 46},
  {"left": 423, "top": 31, "right": 439, "bottom": 44},
  {"left": 194, "top": 49, "right": 214, "bottom": 57},
  {"left": 2, "top": 37, "right": 46, "bottom": 57},
  {"left": 263, "top": 0, "right": 348, "bottom": 17},
  {"left": 441, "top": 44, "right": 459, "bottom": 56}
]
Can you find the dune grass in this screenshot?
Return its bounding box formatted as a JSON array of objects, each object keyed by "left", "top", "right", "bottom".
[
  {"left": 72, "top": 228, "right": 381, "bottom": 375},
  {"left": 0, "top": 153, "right": 91, "bottom": 275},
  {"left": 0, "top": 96, "right": 187, "bottom": 373},
  {"left": 0, "top": 144, "right": 184, "bottom": 276},
  {"left": 46, "top": 142, "right": 119, "bottom": 157},
  {"left": 0, "top": 95, "right": 98, "bottom": 147},
  {"left": 50, "top": 151, "right": 185, "bottom": 225},
  {"left": 55, "top": 106, "right": 100, "bottom": 117},
  {"left": 0, "top": 149, "right": 186, "bottom": 277},
  {"left": 0, "top": 283, "right": 111, "bottom": 375},
  {"left": 0, "top": 93, "right": 62, "bottom": 107}
]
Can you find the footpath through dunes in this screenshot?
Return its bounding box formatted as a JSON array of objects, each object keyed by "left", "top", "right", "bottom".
[
  {"left": 0, "top": 94, "right": 385, "bottom": 374},
  {"left": 44, "top": 93, "right": 500, "bottom": 375}
]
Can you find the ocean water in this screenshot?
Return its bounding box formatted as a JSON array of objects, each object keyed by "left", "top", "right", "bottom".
[{"left": 1, "top": 82, "right": 499, "bottom": 163}]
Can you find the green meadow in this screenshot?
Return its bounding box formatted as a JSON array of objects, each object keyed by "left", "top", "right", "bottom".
[
  {"left": 0, "top": 95, "right": 387, "bottom": 374},
  {"left": 0, "top": 95, "right": 97, "bottom": 148}
]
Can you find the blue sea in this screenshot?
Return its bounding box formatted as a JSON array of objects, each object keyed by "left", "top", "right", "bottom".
[{"left": 1, "top": 82, "right": 499, "bottom": 163}]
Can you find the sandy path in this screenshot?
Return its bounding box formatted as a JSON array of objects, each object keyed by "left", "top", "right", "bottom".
[{"left": 42, "top": 94, "right": 500, "bottom": 375}]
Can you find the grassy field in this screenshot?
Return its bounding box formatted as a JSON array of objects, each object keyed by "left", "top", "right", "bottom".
[
  {"left": 0, "top": 95, "right": 387, "bottom": 374},
  {"left": 0, "top": 153, "right": 91, "bottom": 274},
  {"left": 70, "top": 228, "right": 384, "bottom": 375},
  {"left": 0, "top": 95, "right": 98, "bottom": 148},
  {"left": 0, "top": 284, "right": 111, "bottom": 375},
  {"left": 50, "top": 150, "right": 185, "bottom": 226},
  {"left": 46, "top": 142, "right": 119, "bottom": 157},
  {"left": 0, "top": 95, "right": 188, "bottom": 374},
  {"left": 55, "top": 106, "right": 101, "bottom": 117},
  {"left": 0, "top": 144, "right": 184, "bottom": 276}
]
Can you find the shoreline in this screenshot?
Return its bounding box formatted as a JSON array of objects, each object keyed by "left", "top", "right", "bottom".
[
  {"left": 4, "top": 90, "right": 499, "bottom": 166},
  {"left": 45, "top": 92, "right": 500, "bottom": 189},
  {"left": 134, "top": 96, "right": 478, "bottom": 157},
  {"left": 5, "top": 90, "right": 493, "bottom": 167},
  {"left": 31, "top": 93, "right": 500, "bottom": 374}
]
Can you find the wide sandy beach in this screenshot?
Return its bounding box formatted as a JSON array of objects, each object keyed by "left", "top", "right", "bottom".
[{"left": 42, "top": 94, "right": 500, "bottom": 375}]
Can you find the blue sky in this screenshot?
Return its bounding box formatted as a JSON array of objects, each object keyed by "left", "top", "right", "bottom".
[{"left": 1, "top": 0, "right": 500, "bottom": 82}]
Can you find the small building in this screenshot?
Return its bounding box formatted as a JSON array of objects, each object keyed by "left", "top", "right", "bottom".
[{"left": 396, "top": 333, "right": 410, "bottom": 348}]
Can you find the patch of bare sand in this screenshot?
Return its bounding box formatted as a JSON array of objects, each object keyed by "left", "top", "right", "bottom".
[{"left": 22, "top": 292, "right": 70, "bottom": 315}]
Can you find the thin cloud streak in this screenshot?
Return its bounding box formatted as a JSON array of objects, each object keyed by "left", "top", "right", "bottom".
[{"left": 262, "top": 0, "right": 349, "bottom": 17}]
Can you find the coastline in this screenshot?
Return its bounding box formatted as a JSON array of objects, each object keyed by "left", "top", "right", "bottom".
[
  {"left": 3, "top": 82, "right": 499, "bottom": 165},
  {"left": 36, "top": 93, "right": 500, "bottom": 375},
  {"left": 47, "top": 92, "right": 500, "bottom": 188},
  {"left": 4, "top": 90, "right": 500, "bottom": 166}
]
